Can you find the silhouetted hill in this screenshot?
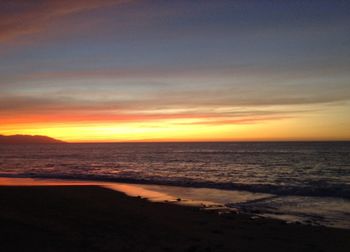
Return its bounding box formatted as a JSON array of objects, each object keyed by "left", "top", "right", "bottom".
[{"left": 0, "top": 135, "right": 65, "bottom": 144}]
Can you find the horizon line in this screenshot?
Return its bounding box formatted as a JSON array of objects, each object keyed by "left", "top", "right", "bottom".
[{"left": 66, "top": 139, "right": 350, "bottom": 143}]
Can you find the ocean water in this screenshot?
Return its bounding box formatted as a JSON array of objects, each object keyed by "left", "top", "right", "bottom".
[{"left": 0, "top": 142, "right": 349, "bottom": 228}]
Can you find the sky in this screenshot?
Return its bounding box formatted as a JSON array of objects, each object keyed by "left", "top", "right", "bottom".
[{"left": 0, "top": 0, "right": 349, "bottom": 142}]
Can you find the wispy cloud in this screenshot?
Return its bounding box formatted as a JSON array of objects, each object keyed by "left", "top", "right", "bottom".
[
  {"left": 0, "top": 91, "right": 312, "bottom": 126},
  {"left": 0, "top": 0, "right": 129, "bottom": 42}
]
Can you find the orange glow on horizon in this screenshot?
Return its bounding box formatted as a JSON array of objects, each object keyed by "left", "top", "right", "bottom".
[
  {"left": 1, "top": 103, "right": 349, "bottom": 142},
  {"left": 1, "top": 117, "right": 350, "bottom": 142}
]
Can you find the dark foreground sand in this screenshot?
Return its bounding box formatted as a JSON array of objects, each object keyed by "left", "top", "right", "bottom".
[{"left": 0, "top": 186, "right": 349, "bottom": 252}]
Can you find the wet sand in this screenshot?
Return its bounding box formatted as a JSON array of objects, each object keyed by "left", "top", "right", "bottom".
[{"left": 0, "top": 185, "right": 349, "bottom": 252}]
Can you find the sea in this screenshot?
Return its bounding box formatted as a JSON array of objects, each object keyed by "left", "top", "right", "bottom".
[{"left": 0, "top": 142, "right": 349, "bottom": 229}]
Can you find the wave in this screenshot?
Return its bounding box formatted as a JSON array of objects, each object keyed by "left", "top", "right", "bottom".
[{"left": 1, "top": 173, "right": 349, "bottom": 199}]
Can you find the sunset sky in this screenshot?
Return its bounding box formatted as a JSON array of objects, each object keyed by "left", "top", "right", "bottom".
[{"left": 0, "top": 0, "right": 349, "bottom": 142}]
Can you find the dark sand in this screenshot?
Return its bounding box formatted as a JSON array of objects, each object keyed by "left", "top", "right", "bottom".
[{"left": 0, "top": 186, "right": 349, "bottom": 252}]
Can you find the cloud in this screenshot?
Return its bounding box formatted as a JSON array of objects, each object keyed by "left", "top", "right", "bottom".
[
  {"left": 0, "top": 91, "right": 310, "bottom": 127},
  {"left": 0, "top": 0, "right": 129, "bottom": 42},
  {"left": 0, "top": 109, "right": 295, "bottom": 126},
  {"left": 1, "top": 74, "right": 349, "bottom": 118},
  {"left": 174, "top": 116, "right": 293, "bottom": 126}
]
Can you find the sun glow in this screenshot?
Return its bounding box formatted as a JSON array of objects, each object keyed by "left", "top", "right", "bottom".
[{"left": 1, "top": 109, "right": 349, "bottom": 142}]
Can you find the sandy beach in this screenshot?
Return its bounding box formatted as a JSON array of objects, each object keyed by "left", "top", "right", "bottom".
[{"left": 0, "top": 184, "right": 349, "bottom": 252}]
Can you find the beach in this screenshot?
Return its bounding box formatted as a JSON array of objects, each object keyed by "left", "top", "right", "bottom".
[{"left": 0, "top": 182, "right": 349, "bottom": 252}]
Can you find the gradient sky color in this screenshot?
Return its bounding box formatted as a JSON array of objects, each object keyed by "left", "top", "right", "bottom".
[{"left": 0, "top": 0, "right": 350, "bottom": 142}]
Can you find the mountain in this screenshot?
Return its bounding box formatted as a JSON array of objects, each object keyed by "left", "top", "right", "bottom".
[{"left": 0, "top": 135, "right": 65, "bottom": 144}]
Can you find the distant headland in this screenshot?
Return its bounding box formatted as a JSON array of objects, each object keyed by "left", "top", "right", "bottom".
[{"left": 0, "top": 135, "right": 65, "bottom": 144}]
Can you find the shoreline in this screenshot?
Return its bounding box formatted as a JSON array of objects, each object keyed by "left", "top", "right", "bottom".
[
  {"left": 0, "top": 183, "right": 349, "bottom": 251},
  {"left": 1, "top": 176, "right": 349, "bottom": 230},
  {"left": 0, "top": 172, "right": 348, "bottom": 200},
  {"left": 0, "top": 176, "right": 246, "bottom": 207}
]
